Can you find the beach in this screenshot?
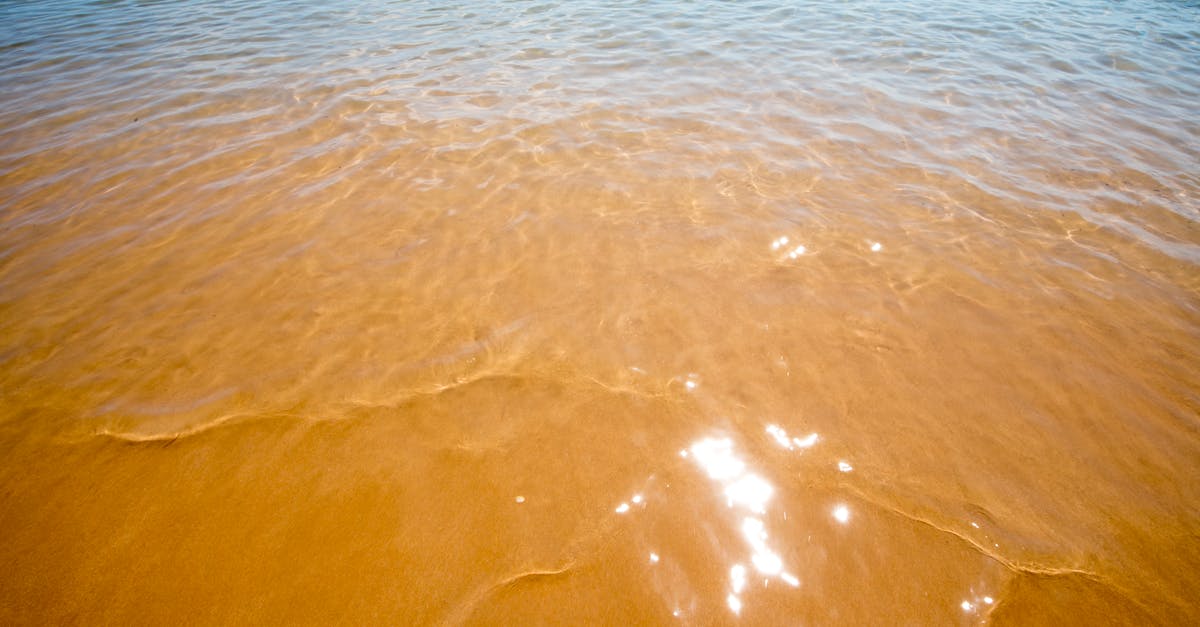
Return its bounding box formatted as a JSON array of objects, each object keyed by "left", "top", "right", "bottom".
[{"left": 1, "top": 0, "right": 1198, "bottom": 623}]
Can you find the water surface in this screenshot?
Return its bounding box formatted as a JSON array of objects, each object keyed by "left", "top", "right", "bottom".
[{"left": 1, "top": 0, "right": 1198, "bottom": 624}]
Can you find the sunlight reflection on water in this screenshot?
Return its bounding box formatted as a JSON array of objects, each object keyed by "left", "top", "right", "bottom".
[{"left": 688, "top": 435, "right": 803, "bottom": 614}]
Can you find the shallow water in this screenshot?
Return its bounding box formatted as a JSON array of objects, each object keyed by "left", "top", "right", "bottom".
[{"left": 1, "top": 0, "right": 1198, "bottom": 624}]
